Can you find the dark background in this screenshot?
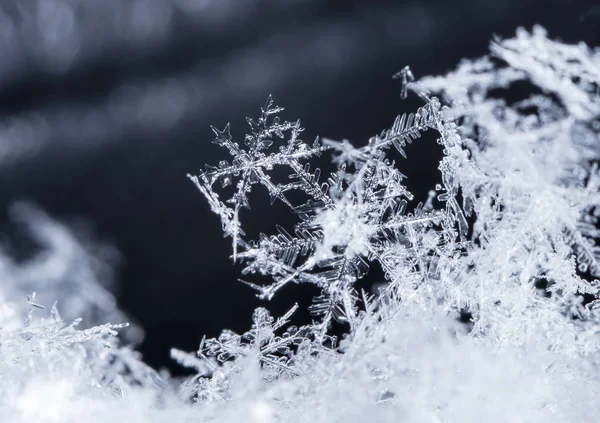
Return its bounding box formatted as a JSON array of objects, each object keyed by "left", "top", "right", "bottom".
[{"left": 0, "top": 0, "right": 597, "bottom": 372}]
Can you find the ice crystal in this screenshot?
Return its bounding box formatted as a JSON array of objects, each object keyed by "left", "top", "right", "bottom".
[
  {"left": 187, "top": 26, "right": 600, "bottom": 419},
  {"left": 2, "top": 27, "right": 600, "bottom": 422},
  {"left": 189, "top": 93, "right": 451, "bottom": 335}
]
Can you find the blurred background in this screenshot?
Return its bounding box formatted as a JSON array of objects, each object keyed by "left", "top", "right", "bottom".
[{"left": 0, "top": 0, "right": 597, "bottom": 372}]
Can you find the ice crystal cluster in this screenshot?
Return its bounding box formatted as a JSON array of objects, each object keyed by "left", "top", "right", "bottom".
[{"left": 2, "top": 27, "right": 600, "bottom": 422}]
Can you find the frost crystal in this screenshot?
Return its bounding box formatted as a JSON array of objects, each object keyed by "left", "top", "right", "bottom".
[
  {"left": 188, "top": 26, "right": 600, "bottom": 420},
  {"left": 2, "top": 27, "right": 600, "bottom": 422}
]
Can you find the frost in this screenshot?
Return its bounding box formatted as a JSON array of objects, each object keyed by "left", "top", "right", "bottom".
[
  {"left": 188, "top": 26, "right": 600, "bottom": 420},
  {"left": 0, "top": 202, "right": 141, "bottom": 341},
  {"left": 3, "top": 27, "right": 600, "bottom": 422}
]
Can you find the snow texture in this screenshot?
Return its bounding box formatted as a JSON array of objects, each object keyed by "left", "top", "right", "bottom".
[{"left": 2, "top": 27, "right": 600, "bottom": 422}]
